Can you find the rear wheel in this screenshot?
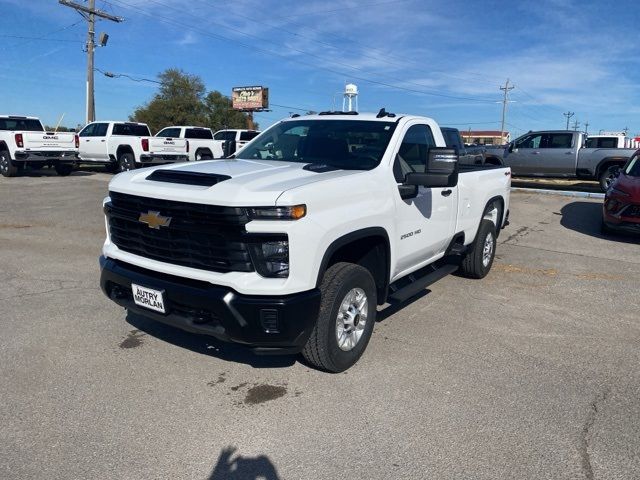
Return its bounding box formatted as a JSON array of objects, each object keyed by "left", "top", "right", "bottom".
[
  {"left": 302, "top": 262, "right": 377, "bottom": 373},
  {"left": 195, "top": 150, "right": 213, "bottom": 161},
  {"left": 599, "top": 165, "right": 620, "bottom": 192},
  {"left": 118, "top": 153, "right": 136, "bottom": 172},
  {"left": 459, "top": 219, "right": 497, "bottom": 279},
  {"left": 0, "top": 150, "right": 18, "bottom": 177},
  {"left": 54, "top": 163, "right": 73, "bottom": 176}
]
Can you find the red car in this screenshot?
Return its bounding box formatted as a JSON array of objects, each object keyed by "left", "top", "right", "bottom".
[{"left": 602, "top": 150, "right": 640, "bottom": 234}]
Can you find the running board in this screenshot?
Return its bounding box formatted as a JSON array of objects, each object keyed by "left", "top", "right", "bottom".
[{"left": 388, "top": 259, "right": 460, "bottom": 303}]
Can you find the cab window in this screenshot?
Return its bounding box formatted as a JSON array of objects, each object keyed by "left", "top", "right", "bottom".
[
  {"left": 515, "top": 134, "right": 542, "bottom": 149},
  {"left": 157, "top": 127, "right": 181, "bottom": 138},
  {"left": 79, "top": 124, "right": 96, "bottom": 137}
]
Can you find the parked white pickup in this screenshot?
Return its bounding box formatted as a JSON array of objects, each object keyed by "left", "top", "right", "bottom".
[
  {"left": 0, "top": 115, "right": 78, "bottom": 177},
  {"left": 156, "top": 126, "right": 217, "bottom": 161},
  {"left": 212, "top": 129, "right": 260, "bottom": 157},
  {"left": 78, "top": 121, "right": 189, "bottom": 172}
]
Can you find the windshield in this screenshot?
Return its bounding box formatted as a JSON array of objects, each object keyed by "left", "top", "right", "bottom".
[
  {"left": 624, "top": 154, "right": 640, "bottom": 177},
  {"left": 0, "top": 118, "right": 44, "bottom": 132},
  {"left": 236, "top": 119, "right": 397, "bottom": 169}
]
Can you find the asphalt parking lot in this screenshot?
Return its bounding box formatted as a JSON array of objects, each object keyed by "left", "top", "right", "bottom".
[{"left": 1, "top": 168, "right": 639, "bottom": 480}]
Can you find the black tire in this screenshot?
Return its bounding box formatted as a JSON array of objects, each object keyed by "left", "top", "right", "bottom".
[
  {"left": 105, "top": 162, "right": 119, "bottom": 173},
  {"left": 599, "top": 164, "right": 620, "bottom": 192},
  {"left": 0, "top": 149, "right": 19, "bottom": 177},
  {"left": 302, "top": 262, "right": 377, "bottom": 373},
  {"left": 195, "top": 150, "right": 213, "bottom": 161},
  {"left": 54, "top": 163, "right": 73, "bottom": 176},
  {"left": 118, "top": 153, "right": 136, "bottom": 172},
  {"left": 601, "top": 218, "right": 614, "bottom": 235},
  {"left": 459, "top": 219, "right": 497, "bottom": 279}
]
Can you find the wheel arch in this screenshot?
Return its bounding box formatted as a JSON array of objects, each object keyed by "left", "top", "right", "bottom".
[
  {"left": 596, "top": 157, "right": 629, "bottom": 176},
  {"left": 195, "top": 147, "right": 213, "bottom": 159},
  {"left": 316, "top": 227, "right": 391, "bottom": 305},
  {"left": 0, "top": 140, "right": 8, "bottom": 152},
  {"left": 116, "top": 144, "right": 135, "bottom": 160},
  {"left": 480, "top": 195, "right": 505, "bottom": 238}
]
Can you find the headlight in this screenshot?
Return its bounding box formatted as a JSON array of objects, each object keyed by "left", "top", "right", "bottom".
[
  {"left": 249, "top": 239, "right": 289, "bottom": 277},
  {"left": 246, "top": 205, "right": 306, "bottom": 220}
]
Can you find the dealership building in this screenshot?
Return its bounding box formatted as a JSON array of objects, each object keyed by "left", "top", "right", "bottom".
[{"left": 461, "top": 130, "right": 510, "bottom": 145}]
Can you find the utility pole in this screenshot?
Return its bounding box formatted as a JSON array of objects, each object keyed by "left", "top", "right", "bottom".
[
  {"left": 623, "top": 126, "right": 629, "bottom": 136},
  {"left": 571, "top": 119, "right": 580, "bottom": 131},
  {"left": 499, "top": 79, "right": 514, "bottom": 144},
  {"left": 563, "top": 111, "right": 574, "bottom": 130},
  {"left": 58, "top": 1, "right": 123, "bottom": 124},
  {"left": 584, "top": 121, "right": 590, "bottom": 134}
]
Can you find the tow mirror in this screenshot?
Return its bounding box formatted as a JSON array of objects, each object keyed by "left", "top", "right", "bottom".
[
  {"left": 398, "top": 184, "right": 418, "bottom": 200},
  {"left": 427, "top": 147, "right": 458, "bottom": 175},
  {"left": 508, "top": 142, "right": 514, "bottom": 153}
]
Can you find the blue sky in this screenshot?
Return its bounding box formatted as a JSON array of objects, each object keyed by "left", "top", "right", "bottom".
[{"left": 1, "top": 0, "right": 639, "bottom": 138}]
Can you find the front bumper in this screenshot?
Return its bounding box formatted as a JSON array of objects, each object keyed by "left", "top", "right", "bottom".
[
  {"left": 99, "top": 256, "right": 321, "bottom": 354},
  {"left": 139, "top": 154, "right": 188, "bottom": 164},
  {"left": 14, "top": 150, "right": 78, "bottom": 162}
]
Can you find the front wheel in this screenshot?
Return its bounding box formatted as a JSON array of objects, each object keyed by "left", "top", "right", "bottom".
[
  {"left": 599, "top": 165, "right": 620, "bottom": 192},
  {"left": 459, "top": 219, "right": 497, "bottom": 279},
  {"left": 0, "top": 150, "right": 19, "bottom": 177},
  {"left": 118, "top": 153, "right": 136, "bottom": 172},
  {"left": 302, "top": 262, "right": 377, "bottom": 372}
]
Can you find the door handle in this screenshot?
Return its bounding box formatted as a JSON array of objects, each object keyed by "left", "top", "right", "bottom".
[
  {"left": 564, "top": 151, "right": 573, "bottom": 154},
  {"left": 531, "top": 151, "right": 540, "bottom": 155},
  {"left": 101, "top": 140, "right": 105, "bottom": 142},
  {"left": 85, "top": 139, "right": 90, "bottom": 142},
  {"left": 441, "top": 189, "right": 452, "bottom": 197}
]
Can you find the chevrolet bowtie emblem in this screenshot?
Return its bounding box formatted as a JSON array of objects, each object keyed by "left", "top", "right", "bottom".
[{"left": 138, "top": 210, "right": 172, "bottom": 229}]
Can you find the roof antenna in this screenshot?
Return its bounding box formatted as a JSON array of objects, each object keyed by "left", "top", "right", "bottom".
[{"left": 376, "top": 108, "right": 387, "bottom": 118}]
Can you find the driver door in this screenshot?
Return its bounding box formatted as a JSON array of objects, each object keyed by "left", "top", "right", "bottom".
[
  {"left": 505, "top": 133, "right": 543, "bottom": 175},
  {"left": 392, "top": 124, "right": 457, "bottom": 277}
]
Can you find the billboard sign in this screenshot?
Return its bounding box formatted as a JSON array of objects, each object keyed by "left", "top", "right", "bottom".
[{"left": 232, "top": 86, "right": 269, "bottom": 110}]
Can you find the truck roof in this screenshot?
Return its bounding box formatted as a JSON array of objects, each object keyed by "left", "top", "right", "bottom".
[
  {"left": 163, "top": 125, "right": 212, "bottom": 130},
  {"left": 89, "top": 120, "right": 148, "bottom": 126},
  {"left": 522, "top": 130, "right": 582, "bottom": 134},
  {"left": 280, "top": 111, "right": 434, "bottom": 123},
  {"left": 0, "top": 115, "right": 40, "bottom": 120}
]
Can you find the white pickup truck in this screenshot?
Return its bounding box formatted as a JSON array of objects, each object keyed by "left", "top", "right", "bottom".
[
  {"left": 0, "top": 115, "right": 78, "bottom": 177},
  {"left": 156, "top": 126, "right": 216, "bottom": 161},
  {"left": 78, "top": 121, "right": 189, "bottom": 172},
  {"left": 212, "top": 129, "right": 260, "bottom": 157},
  {"left": 99, "top": 111, "right": 511, "bottom": 372}
]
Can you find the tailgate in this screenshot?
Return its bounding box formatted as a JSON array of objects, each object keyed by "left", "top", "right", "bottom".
[
  {"left": 149, "top": 137, "right": 188, "bottom": 153},
  {"left": 22, "top": 131, "right": 76, "bottom": 150}
]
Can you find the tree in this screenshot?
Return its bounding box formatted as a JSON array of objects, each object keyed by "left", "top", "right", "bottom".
[
  {"left": 130, "top": 68, "right": 257, "bottom": 133},
  {"left": 204, "top": 91, "right": 257, "bottom": 131},
  {"left": 130, "top": 69, "right": 207, "bottom": 133}
]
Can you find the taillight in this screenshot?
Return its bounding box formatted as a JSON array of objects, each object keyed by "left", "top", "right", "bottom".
[
  {"left": 74, "top": 134, "right": 79, "bottom": 148},
  {"left": 15, "top": 133, "right": 23, "bottom": 148},
  {"left": 186, "top": 140, "right": 189, "bottom": 153},
  {"left": 141, "top": 138, "right": 149, "bottom": 152}
]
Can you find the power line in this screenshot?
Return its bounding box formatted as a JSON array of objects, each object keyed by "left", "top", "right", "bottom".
[
  {"left": 0, "top": 34, "right": 83, "bottom": 43},
  {"left": 278, "top": 0, "right": 411, "bottom": 19},
  {"left": 110, "top": 0, "right": 499, "bottom": 104},
  {"left": 5, "top": 20, "right": 83, "bottom": 48}
]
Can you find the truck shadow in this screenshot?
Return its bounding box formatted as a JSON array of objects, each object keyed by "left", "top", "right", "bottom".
[
  {"left": 207, "top": 446, "right": 281, "bottom": 480},
  {"left": 125, "top": 312, "right": 297, "bottom": 369},
  {"left": 376, "top": 289, "right": 430, "bottom": 323},
  {"left": 559, "top": 201, "right": 639, "bottom": 244}
]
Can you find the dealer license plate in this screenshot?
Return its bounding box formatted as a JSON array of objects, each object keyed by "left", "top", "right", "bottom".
[{"left": 131, "top": 284, "right": 166, "bottom": 314}]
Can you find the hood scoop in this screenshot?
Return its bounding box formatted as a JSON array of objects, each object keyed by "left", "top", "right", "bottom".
[
  {"left": 302, "top": 163, "right": 339, "bottom": 173},
  {"left": 146, "top": 169, "right": 231, "bottom": 186}
]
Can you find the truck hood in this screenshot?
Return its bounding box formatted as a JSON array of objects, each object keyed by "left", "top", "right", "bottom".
[{"left": 108, "top": 158, "right": 362, "bottom": 205}]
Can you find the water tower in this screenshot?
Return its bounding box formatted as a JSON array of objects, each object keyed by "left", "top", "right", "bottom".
[{"left": 342, "top": 83, "right": 359, "bottom": 112}]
